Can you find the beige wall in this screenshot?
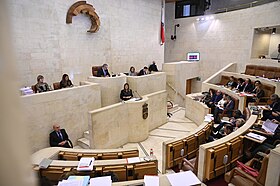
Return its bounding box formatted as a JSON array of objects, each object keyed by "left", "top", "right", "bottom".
[
  {"left": 9, "top": 0, "right": 164, "bottom": 88},
  {"left": 163, "top": 61, "right": 200, "bottom": 106},
  {"left": 21, "top": 83, "right": 101, "bottom": 152},
  {"left": 88, "top": 91, "right": 167, "bottom": 149},
  {"left": 165, "top": 2, "right": 280, "bottom": 92},
  {"left": 251, "top": 32, "right": 271, "bottom": 58}
]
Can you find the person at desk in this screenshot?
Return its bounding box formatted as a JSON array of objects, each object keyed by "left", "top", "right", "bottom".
[
  {"left": 120, "top": 83, "right": 133, "bottom": 101},
  {"left": 49, "top": 124, "right": 72, "bottom": 148},
  {"left": 148, "top": 61, "right": 158, "bottom": 72},
  {"left": 241, "top": 78, "right": 254, "bottom": 93},
  {"left": 213, "top": 95, "right": 235, "bottom": 123},
  {"left": 247, "top": 82, "right": 265, "bottom": 103},
  {"left": 138, "top": 66, "right": 148, "bottom": 76},
  {"left": 225, "top": 76, "right": 237, "bottom": 89},
  {"left": 128, "top": 66, "right": 137, "bottom": 76},
  {"left": 97, "top": 64, "right": 110, "bottom": 77},
  {"left": 262, "top": 94, "right": 280, "bottom": 121},
  {"left": 60, "top": 74, "right": 73, "bottom": 88},
  {"left": 234, "top": 78, "right": 245, "bottom": 92},
  {"left": 35, "top": 75, "right": 51, "bottom": 93},
  {"left": 208, "top": 90, "right": 223, "bottom": 113}
]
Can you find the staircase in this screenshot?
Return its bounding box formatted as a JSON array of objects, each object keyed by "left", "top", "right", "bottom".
[{"left": 77, "top": 131, "right": 90, "bottom": 149}]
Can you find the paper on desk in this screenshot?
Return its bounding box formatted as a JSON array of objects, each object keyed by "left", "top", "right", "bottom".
[
  {"left": 262, "top": 120, "right": 278, "bottom": 133},
  {"left": 127, "top": 157, "right": 141, "bottom": 164},
  {"left": 58, "top": 179, "right": 83, "bottom": 186},
  {"left": 204, "top": 115, "right": 213, "bottom": 122},
  {"left": 90, "top": 176, "right": 112, "bottom": 186},
  {"left": 77, "top": 157, "right": 94, "bottom": 171},
  {"left": 166, "top": 171, "right": 201, "bottom": 186},
  {"left": 144, "top": 175, "right": 159, "bottom": 186},
  {"left": 246, "top": 132, "right": 267, "bottom": 141}
]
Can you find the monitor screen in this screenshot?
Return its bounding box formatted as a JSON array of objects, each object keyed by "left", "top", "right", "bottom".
[{"left": 187, "top": 52, "right": 200, "bottom": 61}]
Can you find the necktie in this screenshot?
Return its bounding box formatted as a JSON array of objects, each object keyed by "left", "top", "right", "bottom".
[{"left": 58, "top": 131, "right": 63, "bottom": 140}]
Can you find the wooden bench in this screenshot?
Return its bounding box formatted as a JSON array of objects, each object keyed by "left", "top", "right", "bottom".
[
  {"left": 197, "top": 115, "right": 257, "bottom": 181},
  {"left": 162, "top": 122, "right": 212, "bottom": 172},
  {"left": 58, "top": 149, "right": 139, "bottom": 161},
  {"left": 34, "top": 157, "right": 158, "bottom": 183},
  {"left": 245, "top": 65, "right": 280, "bottom": 79}
]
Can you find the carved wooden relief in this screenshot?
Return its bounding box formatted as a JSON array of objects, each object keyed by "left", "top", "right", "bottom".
[{"left": 66, "top": 1, "right": 100, "bottom": 33}]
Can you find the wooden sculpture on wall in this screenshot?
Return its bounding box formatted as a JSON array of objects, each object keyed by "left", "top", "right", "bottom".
[{"left": 66, "top": 1, "right": 100, "bottom": 33}]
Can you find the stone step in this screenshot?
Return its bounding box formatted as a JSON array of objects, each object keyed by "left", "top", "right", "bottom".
[
  {"left": 83, "top": 130, "right": 90, "bottom": 140},
  {"left": 77, "top": 138, "right": 90, "bottom": 149}
]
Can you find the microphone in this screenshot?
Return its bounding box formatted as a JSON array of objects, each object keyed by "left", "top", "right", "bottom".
[{"left": 133, "top": 90, "right": 143, "bottom": 100}]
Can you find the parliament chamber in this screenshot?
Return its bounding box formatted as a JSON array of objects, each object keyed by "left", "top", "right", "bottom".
[{"left": 1, "top": 0, "right": 280, "bottom": 186}]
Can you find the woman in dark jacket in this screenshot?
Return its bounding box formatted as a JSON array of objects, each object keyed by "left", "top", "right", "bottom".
[
  {"left": 120, "top": 83, "right": 133, "bottom": 101},
  {"left": 60, "top": 74, "right": 73, "bottom": 88}
]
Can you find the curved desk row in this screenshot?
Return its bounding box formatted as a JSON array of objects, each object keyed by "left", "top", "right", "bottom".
[
  {"left": 197, "top": 115, "right": 257, "bottom": 181},
  {"left": 162, "top": 121, "right": 212, "bottom": 173},
  {"left": 33, "top": 154, "right": 158, "bottom": 183},
  {"left": 32, "top": 147, "right": 139, "bottom": 163}
]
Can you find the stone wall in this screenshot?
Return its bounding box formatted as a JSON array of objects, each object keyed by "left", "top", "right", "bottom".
[
  {"left": 8, "top": 0, "right": 164, "bottom": 87},
  {"left": 21, "top": 83, "right": 101, "bottom": 152},
  {"left": 165, "top": 2, "right": 280, "bottom": 91}
]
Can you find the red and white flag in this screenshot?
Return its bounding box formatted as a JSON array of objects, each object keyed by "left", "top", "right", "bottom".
[{"left": 160, "top": 1, "right": 165, "bottom": 45}]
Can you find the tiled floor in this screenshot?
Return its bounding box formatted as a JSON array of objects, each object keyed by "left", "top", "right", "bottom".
[{"left": 122, "top": 108, "right": 198, "bottom": 173}]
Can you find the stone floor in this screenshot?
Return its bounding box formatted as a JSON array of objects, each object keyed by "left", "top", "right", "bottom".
[{"left": 122, "top": 107, "right": 198, "bottom": 173}]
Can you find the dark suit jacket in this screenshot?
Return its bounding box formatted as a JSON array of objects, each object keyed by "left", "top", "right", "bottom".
[
  {"left": 236, "top": 83, "right": 244, "bottom": 91},
  {"left": 242, "top": 83, "right": 254, "bottom": 92},
  {"left": 49, "top": 129, "right": 72, "bottom": 148},
  {"left": 97, "top": 68, "right": 110, "bottom": 77},
  {"left": 138, "top": 69, "right": 147, "bottom": 76}
]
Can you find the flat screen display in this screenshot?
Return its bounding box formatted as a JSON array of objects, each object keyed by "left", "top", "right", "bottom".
[{"left": 187, "top": 52, "right": 200, "bottom": 61}]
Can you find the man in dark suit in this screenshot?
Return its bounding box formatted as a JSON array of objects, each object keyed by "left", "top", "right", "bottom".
[
  {"left": 148, "top": 61, "right": 158, "bottom": 72},
  {"left": 97, "top": 64, "right": 110, "bottom": 77},
  {"left": 49, "top": 124, "right": 72, "bottom": 148},
  {"left": 262, "top": 94, "right": 280, "bottom": 121},
  {"left": 138, "top": 66, "right": 148, "bottom": 76},
  {"left": 242, "top": 78, "right": 254, "bottom": 93},
  {"left": 213, "top": 96, "right": 235, "bottom": 123}
]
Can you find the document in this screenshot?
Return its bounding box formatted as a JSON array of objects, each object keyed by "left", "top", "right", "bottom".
[
  {"left": 246, "top": 132, "right": 266, "bottom": 142},
  {"left": 144, "top": 175, "right": 159, "bottom": 186},
  {"left": 166, "top": 171, "right": 201, "bottom": 186},
  {"left": 77, "top": 157, "right": 94, "bottom": 171},
  {"left": 262, "top": 120, "right": 278, "bottom": 133},
  {"left": 58, "top": 179, "right": 83, "bottom": 186},
  {"left": 68, "top": 176, "right": 90, "bottom": 186},
  {"left": 127, "top": 157, "right": 141, "bottom": 164},
  {"left": 90, "top": 176, "right": 112, "bottom": 186},
  {"left": 204, "top": 115, "right": 213, "bottom": 122}
]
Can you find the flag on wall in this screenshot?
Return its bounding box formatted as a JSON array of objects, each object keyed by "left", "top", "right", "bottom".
[{"left": 160, "top": 1, "right": 165, "bottom": 45}]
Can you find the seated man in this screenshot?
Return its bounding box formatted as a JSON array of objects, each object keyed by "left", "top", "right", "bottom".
[
  {"left": 97, "top": 64, "right": 110, "bottom": 77},
  {"left": 138, "top": 66, "right": 148, "bottom": 76},
  {"left": 35, "top": 75, "right": 51, "bottom": 93},
  {"left": 148, "top": 61, "right": 158, "bottom": 72},
  {"left": 213, "top": 95, "right": 235, "bottom": 123},
  {"left": 49, "top": 124, "right": 72, "bottom": 148},
  {"left": 262, "top": 94, "right": 280, "bottom": 121},
  {"left": 208, "top": 90, "right": 223, "bottom": 113}
]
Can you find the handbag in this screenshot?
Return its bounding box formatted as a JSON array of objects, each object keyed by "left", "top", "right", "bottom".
[{"left": 236, "top": 161, "right": 259, "bottom": 177}]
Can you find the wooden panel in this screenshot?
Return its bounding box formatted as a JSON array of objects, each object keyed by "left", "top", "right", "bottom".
[
  {"left": 134, "top": 162, "right": 158, "bottom": 179},
  {"left": 103, "top": 165, "right": 127, "bottom": 181}
]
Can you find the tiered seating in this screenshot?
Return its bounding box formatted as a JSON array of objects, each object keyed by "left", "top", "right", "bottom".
[
  {"left": 245, "top": 65, "right": 280, "bottom": 79},
  {"left": 35, "top": 158, "right": 158, "bottom": 183},
  {"left": 219, "top": 75, "right": 276, "bottom": 97},
  {"left": 197, "top": 115, "right": 257, "bottom": 181},
  {"left": 58, "top": 149, "right": 139, "bottom": 161},
  {"left": 163, "top": 122, "right": 212, "bottom": 170}
]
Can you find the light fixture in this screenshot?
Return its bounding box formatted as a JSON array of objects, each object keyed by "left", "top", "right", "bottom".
[
  {"left": 171, "top": 24, "right": 180, "bottom": 40},
  {"left": 272, "top": 28, "right": 276, "bottom": 34}
]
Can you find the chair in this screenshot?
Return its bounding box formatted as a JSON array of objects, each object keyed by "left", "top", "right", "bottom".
[
  {"left": 245, "top": 65, "right": 257, "bottom": 76},
  {"left": 255, "top": 66, "right": 267, "bottom": 77},
  {"left": 224, "top": 155, "right": 269, "bottom": 186},
  {"left": 133, "top": 161, "right": 157, "bottom": 180},
  {"left": 39, "top": 166, "right": 72, "bottom": 183},
  {"left": 102, "top": 165, "right": 127, "bottom": 181},
  {"left": 265, "top": 67, "right": 275, "bottom": 79},
  {"left": 219, "top": 76, "right": 230, "bottom": 85},
  {"left": 122, "top": 150, "right": 139, "bottom": 159},
  {"left": 53, "top": 82, "right": 61, "bottom": 90},
  {"left": 92, "top": 66, "right": 102, "bottom": 76}
]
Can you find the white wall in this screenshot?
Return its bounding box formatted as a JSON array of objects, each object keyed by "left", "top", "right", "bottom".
[
  {"left": 8, "top": 0, "right": 164, "bottom": 87},
  {"left": 269, "top": 29, "right": 280, "bottom": 58},
  {"left": 165, "top": 2, "right": 280, "bottom": 91}
]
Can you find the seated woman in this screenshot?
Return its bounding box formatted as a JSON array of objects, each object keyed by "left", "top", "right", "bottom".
[
  {"left": 128, "top": 66, "right": 137, "bottom": 76},
  {"left": 120, "top": 83, "right": 133, "bottom": 101},
  {"left": 225, "top": 76, "right": 237, "bottom": 90},
  {"left": 60, "top": 74, "right": 73, "bottom": 88},
  {"left": 35, "top": 75, "right": 50, "bottom": 93}
]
